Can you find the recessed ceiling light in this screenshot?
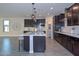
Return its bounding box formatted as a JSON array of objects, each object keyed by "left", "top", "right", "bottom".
[
  {"left": 73, "top": 6, "right": 78, "bottom": 10},
  {"left": 50, "top": 7, "right": 53, "bottom": 10},
  {"left": 39, "top": 14, "right": 41, "bottom": 16},
  {"left": 48, "top": 13, "right": 49, "bottom": 15}
]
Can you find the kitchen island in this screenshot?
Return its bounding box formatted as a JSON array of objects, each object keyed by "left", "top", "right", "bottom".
[
  {"left": 23, "top": 33, "right": 46, "bottom": 53},
  {"left": 54, "top": 31, "right": 79, "bottom": 56}
]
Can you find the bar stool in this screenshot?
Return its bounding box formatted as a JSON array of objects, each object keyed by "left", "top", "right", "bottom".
[{"left": 19, "top": 34, "right": 24, "bottom": 52}]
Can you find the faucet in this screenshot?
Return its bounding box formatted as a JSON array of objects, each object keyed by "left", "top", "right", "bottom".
[
  {"left": 72, "top": 27, "right": 75, "bottom": 30},
  {"left": 71, "top": 27, "right": 75, "bottom": 33}
]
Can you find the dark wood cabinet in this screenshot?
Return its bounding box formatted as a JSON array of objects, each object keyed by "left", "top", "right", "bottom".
[
  {"left": 72, "top": 38, "right": 79, "bottom": 56},
  {"left": 66, "top": 3, "right": 79, "bottom": 26},
  {"left": 24, "top": 19, "right": 34, "bottom": 27},
  {"left": 23, "top": 36, "right": 46, "bottom": 52},
  {"left": 37, "top": 19, "right": 45, "bottom": 24},
  {"left": 23, "top": 36, "right": 29, "bottom": 51},
  {"left": 24, "top": 19, "right": 45, "bottom": 27},
  {"left": 33, "top": 36, "right": 46, "bottom": 52},
  {"left": 67, "top": 37, "right": 73, "bottom": 52},
  {"left": 54, "top": 32, "right": 79, "bottom": 56},
  {"left": 54, "top": 14, "right": 65, "bottom": 31},
  {"left": 62, "top": 35, "right": 68, "bottom": 48}
]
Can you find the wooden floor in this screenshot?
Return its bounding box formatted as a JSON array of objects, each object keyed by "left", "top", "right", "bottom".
[{"left": 0, "top": 37, "right": 73, "bottom": 56}]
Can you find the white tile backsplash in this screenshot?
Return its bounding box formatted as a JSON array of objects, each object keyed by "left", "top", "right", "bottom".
[
  {"left": 62, "top": 26, "right": 79, "bottom": 34},
  {"left": 24, "top": 27, "right": 35, "bottom": 31}
]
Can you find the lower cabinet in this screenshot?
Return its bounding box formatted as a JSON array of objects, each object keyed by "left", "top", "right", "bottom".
[
  {"left": 24, "top": 36, "right": 29, "bottom": 52},
  {"left": 61, "top": 35, "right": 67, "bottom": 48},
  {"left": 23, "top": 36, "right": 46, "bottom": 52},
  {"left": 66, "top": 37, "right": 73, "bottom": 52},
  {"left": 54, "top": 32, "right": 79, "bottom": 56},
  {"left": 33, "top": 36, "right": 46, "bottom": 52},
  {"left": 72, "top": 38, "right": 79, "bottom": 56}
]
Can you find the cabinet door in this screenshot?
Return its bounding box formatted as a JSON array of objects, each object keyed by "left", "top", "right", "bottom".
[
  {"left": 72, "top": 14, "right": 79, "bottom": 25},
  {"left": 67, "top": 37, "right": 73, "bottom": 52},
  {"left": 54, "top": 33, "right": 59, "bottom": 41},
  {"left": 73, "top": 39, "right": 79, "bottom": 56},
  {"left": 59, "top": 34, "right": 64, "bottom": 45},
  {"left": 23, "top": 36, "right": 29, "bottom": 51},
  {"left": 24, "top": 19, "right": 34, "bottom": 27},
  {"left": 66, "top": 4, "right": 79, "bottom": 26},
  {"left": 33, "top": 36, "right": 46, "bottom": 52},
  {"left": 62, "top": 35, "right": 67, "bottom": 47}
]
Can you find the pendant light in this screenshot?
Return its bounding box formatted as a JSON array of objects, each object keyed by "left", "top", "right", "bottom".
[{"left": 31, "top": 3, "right": 37, "bottom": 22}]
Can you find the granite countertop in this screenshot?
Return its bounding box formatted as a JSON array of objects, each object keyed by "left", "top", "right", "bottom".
[
  {"left": 23, "top": 32, "right": 46, "bottom": 36},
  {"left": 55, "top": 31, "right": 79, "bottom": 38}
]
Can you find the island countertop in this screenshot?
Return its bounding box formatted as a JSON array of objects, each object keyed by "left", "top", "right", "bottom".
[
  {"left": 23, "top": 32, "right": 46, "bottom": 36},
  {"left": 55, "top": 31, "right": 79, "bottom": 39}
]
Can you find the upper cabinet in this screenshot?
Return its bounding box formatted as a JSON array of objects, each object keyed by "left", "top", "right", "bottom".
[
  {"left": 65, "top": 3, "right": 79, "bottom": 26},
  {"left": 24, "top": 19, "right": 45, "bottom": 27},
  {"left": 24, "top": 19, "right": 34, "bottom": 27},
  {"left": 54, "top": 13, "right": 65, "bottom": 31},
  {"left": 54, "top": 14, "right": 65, "bottom": 25}
]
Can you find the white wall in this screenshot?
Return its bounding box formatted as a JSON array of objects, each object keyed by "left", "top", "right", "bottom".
[
  {"left": 62, "top": 26, "right": 79, "bottom": 34},
  {"left": 64, "top": 18, "right": 67, "bottom": 27},
  {"left": 0, "top": 17, "right": 24, "bottom": 36},
  {"left": 45, "top": 16, "right": 53, "bottom": 39}
]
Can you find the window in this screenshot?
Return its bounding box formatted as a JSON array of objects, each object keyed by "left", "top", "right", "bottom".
[{"left": 3, "top": 20, "right": 9, "bottom": 32}]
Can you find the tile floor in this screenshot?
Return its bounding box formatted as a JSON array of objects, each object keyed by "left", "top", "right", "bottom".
[{"left": 0, "top": 37, "right": 73, "bottom": 56}]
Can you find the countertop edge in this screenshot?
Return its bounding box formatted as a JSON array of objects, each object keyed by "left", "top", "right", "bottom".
[{"left": 54, "top": 31, "right": 79, "bottom": 38}]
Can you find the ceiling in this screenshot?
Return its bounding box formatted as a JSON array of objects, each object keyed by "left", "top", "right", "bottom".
[{"left": 0, "top": 3, "right": 73, "bottom": 18}]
